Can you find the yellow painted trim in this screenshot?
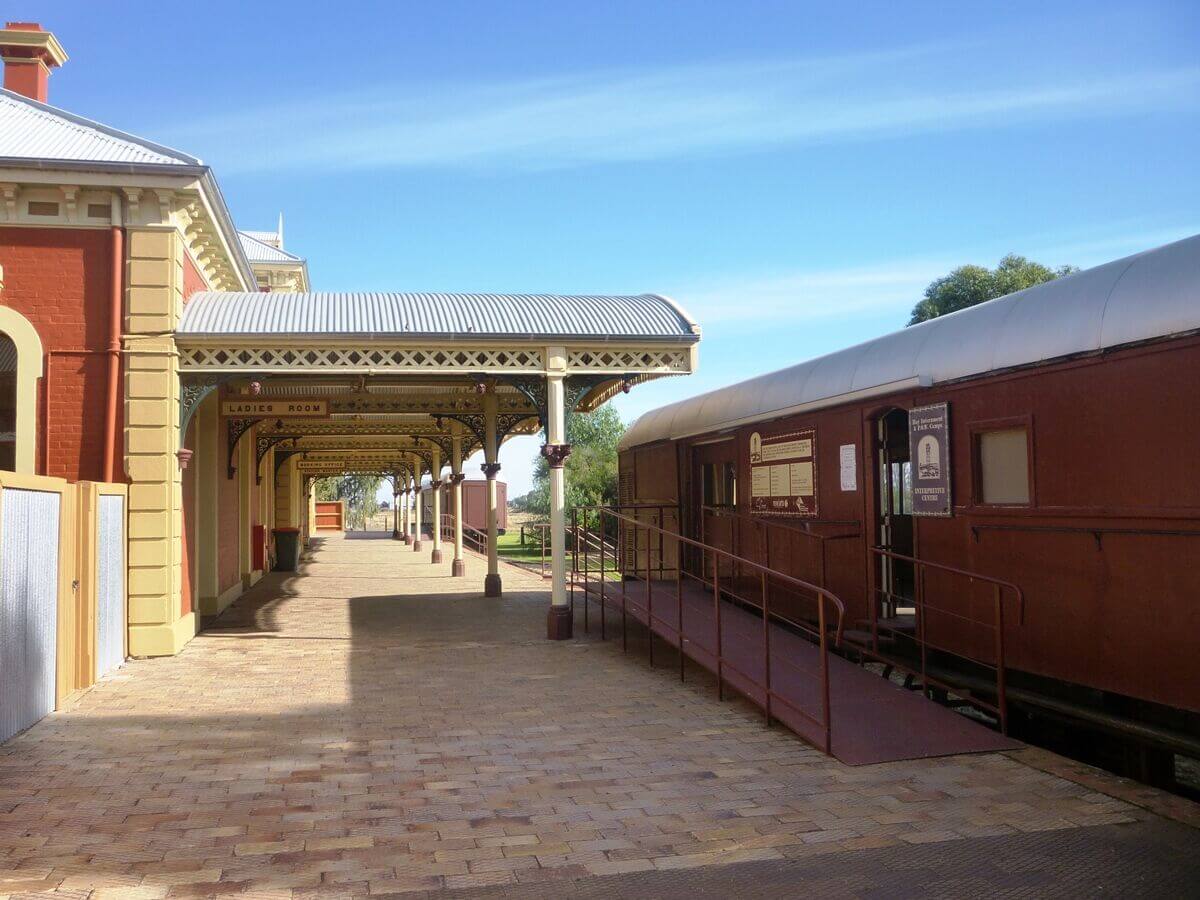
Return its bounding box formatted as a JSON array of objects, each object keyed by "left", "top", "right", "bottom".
[
  {"left": 128, "top": 611, "right": 195, "bottom": 658},
  {"left": 0, "top": 306, "right": 44, "bottom": 474}
]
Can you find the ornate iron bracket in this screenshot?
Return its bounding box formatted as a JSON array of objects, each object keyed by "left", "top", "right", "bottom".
[
  {"left": 256, "top": 434, "right": 298, "bottom": 485},
  {"left": 273, "top": 449, "right": 299, "bottom": 480},
  {"left": 497, "top": 373, "right": 616, "bottom": 438},
  {"left": 180, "top": 373, "right": 241, "bottom": 433},
  {"left": 227, "top": 417, "right": 259, "bottom": 479},
  {"left": 442, "top": 411, "right": 536, "bottom": 455}
]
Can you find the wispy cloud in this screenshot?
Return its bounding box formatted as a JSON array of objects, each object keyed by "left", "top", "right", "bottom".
[
  {"left": 162, "top": 47, "right": 1200, "bottom": 174},
  {"left": 674, "top": 222, "right": 1200, "bottom": 326}
]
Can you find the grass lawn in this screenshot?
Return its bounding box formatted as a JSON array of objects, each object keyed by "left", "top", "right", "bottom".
[
  {"left": 495, "top": 528, "right": 622, "bottom": 580},
  {"left": 496, "top": 530, "right": 548, "bottom": 567}
]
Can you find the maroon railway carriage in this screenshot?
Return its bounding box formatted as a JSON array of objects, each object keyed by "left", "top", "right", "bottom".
[{"left": 617, "top": 234, "right": 1200, "bottom": 788}]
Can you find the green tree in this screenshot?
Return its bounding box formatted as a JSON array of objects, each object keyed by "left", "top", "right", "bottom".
[
  {"left": 315, "top": 474, "right": 382, "bottom": 530},
  {"left": 524, "top": 405, "right": 624, "bottom": 519},
  {"left": 908, "top": 254, "right": 1078, "bottom": 325}
]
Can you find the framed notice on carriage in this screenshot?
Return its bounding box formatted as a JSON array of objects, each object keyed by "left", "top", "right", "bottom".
[
  {"left": 908, "top": 402, "right": 952, "bottom": 516},
  {"left": 748, "top": 427, "right": 818, "bottom": 517}
]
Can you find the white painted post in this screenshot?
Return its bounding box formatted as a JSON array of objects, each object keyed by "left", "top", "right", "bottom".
[
  {"left": 430, "top": 445, "right": 443, "bottom": 564},
  {"left": 413, "top": 472, "right": 424, "bottom": 552},
  {"left": 400, "top": 487, "right": 410, "bottom": 543},
  {"left": 451, "top": 429, "right": 465, "bottom": 577},
  {"left": 483, "top": 387, "right": 502, "bottom": 597},
  {"left": 545, "top": 358, "right": 572, "bottom": 640}
]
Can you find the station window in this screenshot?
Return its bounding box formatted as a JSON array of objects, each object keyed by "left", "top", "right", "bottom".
[
  {"left": 701, "top": 462, "right": 737, "bottom": 508},
  {"left": 0, "top": 334, "right": 16, "bottom": 470},
  {"left": 976, "top": 427, "right": 1031, "bottom": 505}
]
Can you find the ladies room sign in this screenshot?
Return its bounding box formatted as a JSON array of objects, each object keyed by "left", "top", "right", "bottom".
[
  {"left": 909, "top": 402, "right": 952, "bottom": 516},
  {"left": 749, "top": 428, "right": 818, "bottom": 517}
]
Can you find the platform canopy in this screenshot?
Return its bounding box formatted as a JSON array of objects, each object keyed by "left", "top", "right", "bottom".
[{"left": 178, "top": 289, "right": 700, "bottom": 472}]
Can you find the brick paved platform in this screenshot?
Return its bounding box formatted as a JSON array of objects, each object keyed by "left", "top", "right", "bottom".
[{"left": 0, "top": 532, "right": 1194, "bottom": 898}]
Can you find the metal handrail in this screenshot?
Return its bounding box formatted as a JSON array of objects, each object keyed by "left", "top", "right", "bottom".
[
  {"left": 439, "top": 513, "right": 487, "bottom": 555},
  {"left": 572, "top": 503, "right": 846, "bottom": 755},
  {"left": 869, "top": 546, "right": 1024, "bottom": 734},
  {"left": 522, "top": 519, "right": 619, "bottom": 578},
  {"left": 700, "top": 504, "right": 861, "bottom": 595}
]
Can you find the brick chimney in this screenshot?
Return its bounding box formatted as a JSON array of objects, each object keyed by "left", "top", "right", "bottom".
[{"left": 0, "top": 23, "right": 68, "bottom": 104}]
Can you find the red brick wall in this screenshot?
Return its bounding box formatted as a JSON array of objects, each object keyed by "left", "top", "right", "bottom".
[
  {"left": 182, "top": 251, "right": 207, "bottom": 300},
  {"left": 0, "top": 226, "right": 116, "bottom": 481}
]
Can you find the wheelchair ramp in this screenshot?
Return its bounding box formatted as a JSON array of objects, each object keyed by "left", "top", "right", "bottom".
[{"left": 578, "top": 578, "right": 1020, "bottom": 766}]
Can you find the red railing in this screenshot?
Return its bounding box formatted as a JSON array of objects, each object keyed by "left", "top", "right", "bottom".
[
  {"left": 439, "top": 513, "right": 487, "bottom": 554},
  {"left": 700, "top": 505, "right": 861, "bottom": 593},
  {"left": 868, "top": 547, "right": 1024, "bottom": 734},
  {"left": 571, "top": 504, "right": 846, "bottom": 756}
]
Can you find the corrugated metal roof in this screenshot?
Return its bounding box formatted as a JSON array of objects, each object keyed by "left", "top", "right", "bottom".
[
  {"left": 238, "top": 231, "right": 304, "bottom": 264},
  {"left": 620, "top": 232, "right": 1200, "bottom": 450},
  {"left": 0, "top": 89, "right": 199, "bottom": 166},
  {"left": 179, "top": 292, "right": 700, "bottom": 339},
  {"left": 241, "top": 229, "right": 279, "bottom": 245}
]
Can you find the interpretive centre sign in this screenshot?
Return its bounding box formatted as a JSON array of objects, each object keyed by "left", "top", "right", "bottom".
[
  {"left": 749, "top": 427, "right": 818, "bottom": 517},
  {"left": 908, "top": 402, "right": 951, "bottom": 516}
]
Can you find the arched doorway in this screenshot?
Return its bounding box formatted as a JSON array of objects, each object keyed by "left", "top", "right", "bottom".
[
  {"left": 0, "top": 307, "right": 43, "bottom": 474},
  {"left": 0, "top": 333, "right": 16, "bottom": 470}
]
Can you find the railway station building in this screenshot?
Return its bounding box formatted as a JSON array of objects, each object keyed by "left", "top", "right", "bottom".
[{"left": 0, "top": 23, "right": 699, "bottom": 737}]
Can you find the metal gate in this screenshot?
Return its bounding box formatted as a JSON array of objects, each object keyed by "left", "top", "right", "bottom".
[
  {"left": 0, "top": 487, "right": 61, "bottom": 743},
  {"left": 95, "top": 492, "right": 125, "bottom": 679}
]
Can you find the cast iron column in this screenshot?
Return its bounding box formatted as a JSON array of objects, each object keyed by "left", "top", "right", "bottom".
[
  {"left": 545, "top": 370, "right": 572, "bottom": 639},
  {"left": 483, "top": 387, "right": 502, "bottom": 597},
  {"left": 430, "top": 445, "right": 444, "bottom": 564},
  {"left": 451, "top": 431, "right": 466, "bottom": 577},
  {"left": 413, "top": 478, "right": 423, "bottom": 552}
]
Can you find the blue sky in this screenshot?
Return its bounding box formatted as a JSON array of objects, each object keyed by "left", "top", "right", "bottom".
[{"left": 29, "top": 1, "right": 1200, "bottom": 496}]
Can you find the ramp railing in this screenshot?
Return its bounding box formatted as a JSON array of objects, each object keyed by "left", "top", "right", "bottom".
[
  {"left": 868, "top": 547, "right": 1024, "bottom": 734},
  {"left": 438, "top": 513, "right": 487, "bottom": 555},
  {"left": 700, "top": 505, "right": 861, "bottom": 593},
  {"left": 571, "top": 504, "right": 845, "bottom": 755}
]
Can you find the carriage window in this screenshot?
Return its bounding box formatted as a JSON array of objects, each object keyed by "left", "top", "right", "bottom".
[
  {"left": 0, "top": 334, "right": 16, "bottom": 471},
  {"left": 701, "top": 462, "right": 737, "bottom": 507},
  {"left": 978, "top": 428, "right": 1030, "bottom": 504}
]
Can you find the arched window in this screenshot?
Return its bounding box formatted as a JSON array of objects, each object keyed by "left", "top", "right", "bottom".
[
  {"left": 0, "top": 307, "right": 44, "bottom": 474},
  {"left": 0, "top": 333, "right": 16, "bottom": 470}
]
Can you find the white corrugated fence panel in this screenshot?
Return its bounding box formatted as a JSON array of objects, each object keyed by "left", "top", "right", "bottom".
[
  {"left": 96, "top": 493, "right": 125, "bottom": 679},
  {"left": 0, "top": 487, "right": 61, "bottom": 744}
]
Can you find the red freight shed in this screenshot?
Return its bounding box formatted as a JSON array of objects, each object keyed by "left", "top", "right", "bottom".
[
  {"left": 618, "top": 234, "right": 1200, "bottom": 789},
  {"left": 422, "top": 478, "right": 506, "bottom": 533}
]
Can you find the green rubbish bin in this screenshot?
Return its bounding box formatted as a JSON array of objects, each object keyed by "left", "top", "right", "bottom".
[{"left": 273, "top": 527, "right": 302, "bottom": 572}]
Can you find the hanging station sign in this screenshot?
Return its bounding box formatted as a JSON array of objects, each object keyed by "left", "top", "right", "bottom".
[
  {"left": 908, "top": 402, "right": 952, "bottom": 516},
  {"left": 749, "top": 427, "right": 818, "bottom": 517},
  {"left": 220, "top": 399, "right": 329, "bottom": 418}
]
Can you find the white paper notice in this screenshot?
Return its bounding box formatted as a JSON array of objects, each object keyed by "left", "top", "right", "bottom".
[
  {"left": 769, "top": 464, "right": 790, "bottom": 497},
  {"left": 788, "top": 461, "right": 814, "bottom": 496},
  {"left": 839, "top": 444, "right": 857, "bottom": 491},
  {"left": 751, "top": 466, "right": 771, "bottom": 497}
]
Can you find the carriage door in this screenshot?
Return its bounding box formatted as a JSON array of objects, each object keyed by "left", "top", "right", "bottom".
[{"left": 876, "top": 409, "right": 914, "bottom": 608}]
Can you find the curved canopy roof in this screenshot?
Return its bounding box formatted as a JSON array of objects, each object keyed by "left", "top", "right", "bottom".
[
  {"left": 180, "top": 291, "right": 700, "bottom": 341},
  {"left": 620, "top": 232, "right": 1200, "bottom": 450}
]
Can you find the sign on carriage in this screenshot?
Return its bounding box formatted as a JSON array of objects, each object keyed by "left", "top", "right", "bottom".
[
  {"left": 908, "top": 402, "right": 952, "bottom": 516},
  {"left": 749, "top": 427, "right": 818, "bottom": 517},
  {"left": 220, "top": 399, "right": 329, "bottom": 418}
]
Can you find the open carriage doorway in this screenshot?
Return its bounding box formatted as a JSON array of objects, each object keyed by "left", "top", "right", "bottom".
[{"left": 875, "top": 408, "right": 915, "bottom": 608}]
